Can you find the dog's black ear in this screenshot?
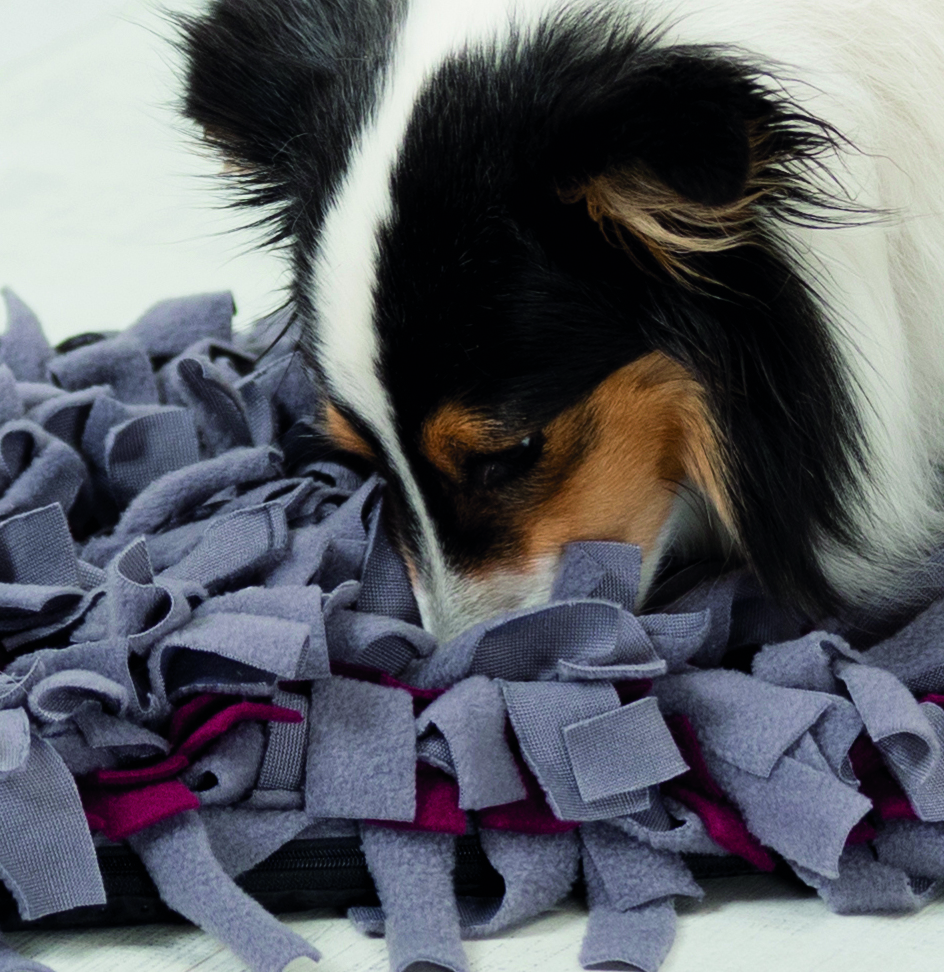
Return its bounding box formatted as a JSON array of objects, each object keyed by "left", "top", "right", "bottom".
[
  {"left": 177, "top": 0, "right": 322, "bottom": 179},
  {"left": 547, "top": 48, "right": 835, "bottom": 279},
  {"left": 174, "top": 0, "right": 394, "bottom": 238},
  {"left": 558, "top": 53, "right": 756, "bottom": 206}
]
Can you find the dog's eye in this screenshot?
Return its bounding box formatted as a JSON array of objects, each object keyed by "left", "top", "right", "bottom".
[{"left": 467, "top": 433, "right": 544, "bottom": 490}]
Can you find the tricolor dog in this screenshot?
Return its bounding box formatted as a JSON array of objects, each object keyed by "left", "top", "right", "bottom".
[{"left": 180, "top": 0, "right": 944, "bottom": 640}]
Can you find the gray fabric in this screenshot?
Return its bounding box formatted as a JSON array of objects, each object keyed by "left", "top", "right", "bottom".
[
  {"left": 457, "top": 830, "right": 579, "bottom": 937},
  {"left": 580, "top": 884, "right": 677, "bottom": 972},
  {"left": 236, "top": 377, "right": 276, "bottom": 448},
  {"left": 264, "top": 476, "right": 381, "bottom": 588},
  {"left": 327, "top": 609, "right": 437, "bottom": 675},
  {"left": 0, "top": 734, "right": 105, "bottom": 920},
  {"left": 100, "top": 539, "right": 194, "bottom": 654},
  {"left": 710, "top": 754, "right": 870, "bottom": 879},
  {"left": 502, "top": 680, "right": 654, "bottom": 821},
  {"left": 159, "top": 502, "right": 290, "bottom": 591},
  {"left": 215, "top": 478, "right": 314, "bottom": 520},
  {"left": 236, "top": 351, "right": 315, "bottom": 427},
  {"left": 614, "top": 796, "right": 729, "bottom": 856},
  {"left": 194, "top": 587, "right": 329, "bottom": 679},
  {"left": 202, "top": 807, "right": 311, "bottom": 877},
  {"left": 15, "top": 383, "right": 61, "bottom": 413},
  {"left": 5, "top": 636, "right": 155, "bottom": 721},
  {"left": 105, "top": 408, "right": 201, "bottom": 505},
  {"left": 42, "top": 723, "right": 118, "bottom": 777},
  {"left": 874, "top": 818, "right": 944, "bottom": 878},
  {"left": 72, "top": 704, "right": 168, "bottom": 757},
  {"left": 579, "top": 822, "right": 702, "bottom": 911},
  {"left": 0, "top": 421, "right": 87, "bottom": 519},
  {"left": 49, "top": 334, "right": 159, "bottom": 405},
  {"left": 129, "top": 292, "right": 233, "bottom": 357},
  {"left": 182, "top": 720, "right": 266, "bottom": 805},
  {"left": 359, "top": 507, "right": 421, "bottom": 624},
  {"left": 0, "top": 504, "right": 79, "bottom": 588},
  {"left": 30, "top": 385, "right": 108, "bottom": 451},
  {"left": 807, "top": 698, "right": 863, "bottom": 787},
  {"left": 150, "top": 612, "right": 314, "bottom": 704},
  {"left": 91, "top": 445, "right": 281, "bottom": 551},
  {"left": 0, "top": 367, "right": 23, "bottom": 427},
  {"left": 0, "top": 289, "right": 51, "bottom": 383},
  {"left": 352, "top": 826, "right": 469, "bottom": 972},
  {"left": 659, "top": 569, "right": 742, "bottom": 668},
  {"left": 175, "top": 356, "right": 256, "bottom": 454},
  {"left": 551, "top": 541, "right": 641, "bottom": 608},
  {"left": 158, "top": 340, "right": 255, "bottom": 407},
  {"left": 638, "top": 610, "right": 712, "bottom": 671},
  {"left": 76, "top": 560, "right": 106, "bottom": 591},
  {"left": 129, "top": 812, "right": 321, "bottom": 972},
  {"left": 0, "top": 583, "right": 84, "bottom": 634},
  {"left": 256, "top": 688, "right": 309, "bottom": 795},
  {"left": 864, "top": 596, "right": 944, "bottom": 694},
  {"left": 0, "top": 708, "right": 30, "bottom": 779},
  {"left": 305, "top": 676, "right": 416, "bottom": 821},
  {"left": 653, "top": 670, "right": 871, "bottom": 878},
  {"left": 416, "top": 676, "right": 526, "bottom": 810},
  {"left": 412, "top": 599, "right": 670, "bottom": 689},
  {"left": 27, "top": 670, "right": 128, "bottom": 723},
  {"left": 653, "top": 670, "right": 835, "bottom": 778},
  {"left": 416, "top": 731, "right": 456, "bottom": 776},
  {"left": 794, "top": 844, "right": 935, "bottom": 915},
  {"left": 837, "top": 660, "right": 944, "bottom": 821},
  {"left": 563, "top": 697, "right": 688, "bottom": 803},
  {"left": 752, "top": 632, "right": 845, "bottom": 694},
  {"left": 80, "top": 393, "right": 133, "bottom": 474}
]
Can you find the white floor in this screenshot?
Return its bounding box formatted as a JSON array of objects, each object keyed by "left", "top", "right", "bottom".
[{"left": 2, "top": 2, "right": 944, "bottom": 971}]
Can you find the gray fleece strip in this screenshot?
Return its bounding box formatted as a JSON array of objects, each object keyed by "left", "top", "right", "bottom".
[
  {"left": 353, "top": 826, "right": 469, "bottom": 972},
  {"left": 129, "top": 813, "right": 321, "bottom": 972}
]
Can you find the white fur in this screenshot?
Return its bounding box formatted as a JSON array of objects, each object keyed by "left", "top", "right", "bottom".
[
  {"left": 314, "top": 0, "right": 944, "bottom": 635},
  {"left": 662, "top": 0, "right": 944, "bottom": 602}
]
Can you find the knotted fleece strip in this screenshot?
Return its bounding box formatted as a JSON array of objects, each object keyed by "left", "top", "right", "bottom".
[{"left": 3, "top": 288, "right": 944, "bottom": 972}]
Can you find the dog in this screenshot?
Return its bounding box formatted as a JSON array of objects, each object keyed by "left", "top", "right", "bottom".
[{"left": 178, "top": 0, "right": 944, "bottom": 641}]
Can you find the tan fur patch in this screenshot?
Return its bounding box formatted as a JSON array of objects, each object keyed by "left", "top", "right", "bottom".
[
  {"left": 323, "top": 402, "right": 376, "bottom": 461},
  {"left": 519, "top": 352, "right": 733, "bottom": 564},
  {"left": 421, "top": 403, "right": 518, "bottom": 481},
  {"left": 418, "top": 356, "right": 732, "bottom": 581}
]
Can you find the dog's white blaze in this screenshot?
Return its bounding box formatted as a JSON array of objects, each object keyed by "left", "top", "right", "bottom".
[{"left": 311, "top": 0, "right": 559, "bottom": 633}]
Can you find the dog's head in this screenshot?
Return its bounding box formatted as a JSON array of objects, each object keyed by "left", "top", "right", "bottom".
[{"left": 180, "top": 0, "right": 864, "bottom": 638}]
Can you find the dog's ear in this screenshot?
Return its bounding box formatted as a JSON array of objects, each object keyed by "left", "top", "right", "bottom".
[
  {"left": 174, "top": 0, "right": 393, "bottom": 238},
  {"left": 550, "top": 50, "right": 829, "bottom": 279},
  {"left": 176, "top": 1, "right": 321, "bottom": 179}
]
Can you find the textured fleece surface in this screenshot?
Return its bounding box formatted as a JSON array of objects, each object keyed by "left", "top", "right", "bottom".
[
  {"left": 4, "top": 291, "right": 944, "bottom": 972},
  {"left": 352, "top": 826, "right": 469, "bottom": 972},
  {"left": 129, "top": 812, "right": 322, "bottom": 972}
]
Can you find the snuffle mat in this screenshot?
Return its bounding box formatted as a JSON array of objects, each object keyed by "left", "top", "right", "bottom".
[{"left": 2, "top": 288, "right": 944, "bottom": 972}]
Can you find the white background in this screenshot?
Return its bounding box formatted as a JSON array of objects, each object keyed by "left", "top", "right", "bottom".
[{"left": 1, "top": 1, "right": 943, "bottom": 969}]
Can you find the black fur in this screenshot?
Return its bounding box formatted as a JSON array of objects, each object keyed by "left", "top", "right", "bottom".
[
  {"left": 179, "top": 1, "right": 869, "bottom": 615},
  {"left": 175, "top": 0, "right": 401, "bottom": 324}
]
